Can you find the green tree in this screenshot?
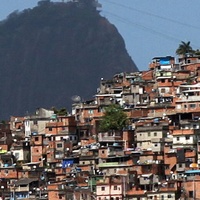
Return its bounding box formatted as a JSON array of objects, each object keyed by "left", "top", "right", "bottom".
[
  {"left": 52, "top": 107, "right": 68, "bottom": 116},
  {"left": 99, "top": 104, "right": 128, "bottom": 132},
  {"left": 194, "top": 49, "right": 200, "bottom": 56},
  {"left": 176, "top": 41, "right": 194, "bottom": 56}
]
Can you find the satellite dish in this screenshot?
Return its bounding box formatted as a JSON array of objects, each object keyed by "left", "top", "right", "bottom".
[{"left": 71, "top": 95, "right": 81, "bottom": 103}]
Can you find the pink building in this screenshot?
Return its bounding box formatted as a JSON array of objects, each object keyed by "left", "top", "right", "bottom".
[{"left": 96, "top": 176, "right": 125, "bottom": 200}]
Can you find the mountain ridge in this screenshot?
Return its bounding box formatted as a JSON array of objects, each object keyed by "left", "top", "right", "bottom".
[{"left": 0, "top": 0, "right": 138, "bottom": 119}]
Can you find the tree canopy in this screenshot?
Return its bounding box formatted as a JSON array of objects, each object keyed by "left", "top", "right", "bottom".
[
  {"left": 176, "top": 41, "right": 194, "bottom": 56},
  {"left": 99, "top": 104, "right": 128, "bottom": 132},
  {"left": 52, "top": 107, "right": 68, "bottom": 116}
]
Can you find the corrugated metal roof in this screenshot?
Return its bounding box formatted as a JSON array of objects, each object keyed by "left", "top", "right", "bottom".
[{"left": 14, "top": 178, "right": 38, "bottom": 186}]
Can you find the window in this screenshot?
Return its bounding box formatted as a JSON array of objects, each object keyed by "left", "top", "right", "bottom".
[
  {"left": 177, "top": 137, "right": 180, "bottom": 141},
  {"left": 154, "top": 132, "right": 157, "bottom": 136},
  {"left": 161, "top": 88, "right": 165, "bottom": 93},
  {"left": 57, "top": 143, "right": 63, "bottom": 148},
  {"left": 185, "top": 136, "right": 190, "bottom": 140},
  {"left": 189, "top": 191, "right": 193, "bottom": 198},
  {"left": 98, "top": 107, "right": 104, "bottom": 113},
  {"left": 114, "top": 186, "right": 117, "bottom": 190},
  {"left": 190, "top": 104, "right": 196, "bottom": 108},
  {"left": 148, "top": 132, "right": 150, "bottom": 137},
  {"left": 101, "top": 187, "right": 105, "bottom": 191},
  {"left": 181, "top": 125, "right": 186, "bottom": 129},
  {"left": 102, "top": 150, "right": 105, "bottom": 154},
  {"left": 179, "top": 163, "right": 182, "bottom": 168},
  {"left": 167, "top": 194, "right": 172, "bottom": 198},
  {"left": 35, "top": 137, "right": 39, "bottom": 141},
  {"left": 193, "top": 124, "right": 197, "bottom": 129},
  {"left": 88, "top": 110, "right": 93, "bottom": 114},
  {"left": 49, "top": 127, "right": 52, "bottom": 131}
]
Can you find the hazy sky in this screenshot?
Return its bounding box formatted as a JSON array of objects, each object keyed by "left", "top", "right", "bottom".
[{"left": 1, "top": 0, "right": 200, "bottom": 71}]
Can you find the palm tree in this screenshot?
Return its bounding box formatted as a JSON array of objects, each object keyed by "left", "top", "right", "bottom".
[{"left": 176, "top": 41, "right": 194, "bottom": 57}]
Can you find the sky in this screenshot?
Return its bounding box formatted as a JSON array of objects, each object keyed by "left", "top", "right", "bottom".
[{"left": 0, "top": 0, "right": 200, "bottom": 71}]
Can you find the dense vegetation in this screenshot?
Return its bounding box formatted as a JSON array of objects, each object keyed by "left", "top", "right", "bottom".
[
  {"left": 0, "top": 1, "right": 137, "bottom": 119},
  {"left": 99, "top": 104, "right": 129, "bottom": 132}
]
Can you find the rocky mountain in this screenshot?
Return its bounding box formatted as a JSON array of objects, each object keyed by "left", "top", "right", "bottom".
[{"left": 0, "top": 0, "right": 138, "bottom": 120}]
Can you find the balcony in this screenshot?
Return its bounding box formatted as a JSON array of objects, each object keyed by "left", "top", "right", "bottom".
[
  {"left": 177, "top": 95, "right": 200, "bottom": 102},
  {"left": 98, "top": 162, "right": 130, "bottom": 168},
  {"left": 108, "top": 150, "right": 124, "bottom": 157},
  {"left": 148, "top": 110, "right": 176, "bottom": 117},
  {"left": 98, "top": 136, "right": 123, "bottom": 142},
  {"left": 98, "top": 132, "right": 123, "bottom": 142},
  {"left": 136, "top": 126, "right": 163, "bottom": 132},
  {"left": 139, "top": 174, "right": 152, "bottom": 185}
]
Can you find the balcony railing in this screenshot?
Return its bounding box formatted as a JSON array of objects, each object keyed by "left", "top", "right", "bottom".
[
  {"left": 136, "top": 126, "right": 163, "bottom": 131},
  {"left": 98, "top": 136, "right": 123, "bottom": 142},
  {"left": 139, "top": 177, "right": 151, "bottom": 185},
  {"left": 176, "top": 95, "right": 200, "bottom": 102}
]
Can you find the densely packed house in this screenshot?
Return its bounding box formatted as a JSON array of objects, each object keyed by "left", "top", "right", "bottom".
[{"left": 1, "top": 54, "right": 200, "bottom": 200}]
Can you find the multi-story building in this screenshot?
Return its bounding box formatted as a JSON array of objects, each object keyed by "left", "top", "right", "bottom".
[{"left": 2, "top": 54, "right": 200, "bottom": 199}]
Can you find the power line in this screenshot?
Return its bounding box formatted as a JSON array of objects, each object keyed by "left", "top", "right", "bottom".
[
  {"left": 102, "top": 10, "right": 182, "bottom": 44},
  {"left": 100, "top": 0, "right": 200, "bottom": 30}
]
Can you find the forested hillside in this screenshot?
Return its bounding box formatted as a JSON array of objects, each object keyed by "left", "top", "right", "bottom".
[{"left": 0, "top": 0, "right": 137, "bottom": 119}]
